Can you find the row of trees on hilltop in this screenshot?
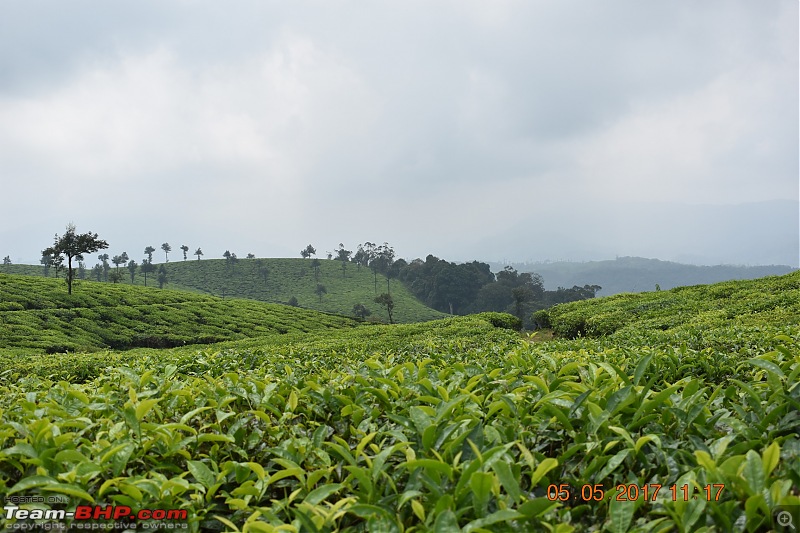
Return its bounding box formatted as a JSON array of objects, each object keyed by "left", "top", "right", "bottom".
[
  {"left": 39, "top": 227, "right": 211, "bottom": 291},
  {"left": 33, "top": 225, "right": 598, "bottom": 327}
]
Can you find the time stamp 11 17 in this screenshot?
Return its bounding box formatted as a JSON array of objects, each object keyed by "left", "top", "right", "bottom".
[{"left": 547, "top": 483, "right": 725, "bottom": 503}]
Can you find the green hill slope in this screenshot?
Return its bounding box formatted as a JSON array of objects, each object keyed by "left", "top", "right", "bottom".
[
  {"left": 0, "top": 273, "right": 358, "bottom": 354},
  {"left": 534, "top": 269, "right": 800, "bottom": 339},
  {"left": 3, "top": 258, "right": 447, "bottom": 323},
  {"left": 163, "top": 258, "right": 446, "bottom": 322}
]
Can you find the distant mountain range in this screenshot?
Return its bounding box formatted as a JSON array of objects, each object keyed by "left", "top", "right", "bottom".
[
  {"left": 489, "top": 256, "right": 796, "bottom": 296},
  {"left": 466, "top": 199, "right": 799, "bottom": 268}
]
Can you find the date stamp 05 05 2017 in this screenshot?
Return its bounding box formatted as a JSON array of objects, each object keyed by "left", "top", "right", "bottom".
[
  {"left": 545, "top": 485, "right": 798, "bottom": 531},
  {"left": 546, "top": 483, "right": 725, "bottom": 504}
]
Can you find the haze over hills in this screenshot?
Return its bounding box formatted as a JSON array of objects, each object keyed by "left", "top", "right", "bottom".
[
  {"left": 465, "top": 200, "right": 799, "bottom": 268},
  {"left": 490, "top": 256, "right": 796, "bottom": 296}
]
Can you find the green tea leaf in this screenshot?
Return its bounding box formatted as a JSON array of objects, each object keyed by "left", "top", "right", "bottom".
[
  {"left": 608, "top": 495, "right": 635, "bottom": 533},
  {"left": 187, "top": 460, "right": 216, "bottom": 490},
  {"left": 304, "top": 483, "right": 342, "bottom": 505},
  {"left": 743, "top": 450, "right": 766, "bottom": 495},
  {"left": 761, "top": 442, "right": 781, "bottom": 479},
  {"left": 530, "top": 458, "right": 558, "bottom": 487},
  {"left": 434, "top": 510, "right": 460, "bottom": 533}
]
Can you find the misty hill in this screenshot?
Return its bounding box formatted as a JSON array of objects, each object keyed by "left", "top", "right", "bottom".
[
  {"left": 493, "top": 256, "right": 796, "bottom": 296},
  {"left": 0, "top": 273, "right": 360, "bottom": 355}
]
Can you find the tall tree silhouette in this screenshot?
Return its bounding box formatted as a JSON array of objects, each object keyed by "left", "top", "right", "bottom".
[
  {"left": 42, "top": 224, "right": 108, "bottom": 294},
  {"left": 127, "top": 260, "right": 138, "bottom": 283},
  {"left": 141, "top": 259, "right": 156, "bottom": 287}
]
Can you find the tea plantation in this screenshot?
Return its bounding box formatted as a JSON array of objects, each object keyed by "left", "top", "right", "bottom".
[
  {"left": 0, "top": 272, "right": 798, "bottom": 531},
  {"left": 1, "top": 257, "right": 448, "bottom": 324},
  {"left": 0, "top": 273, "right": 358, "bottom": 356}
]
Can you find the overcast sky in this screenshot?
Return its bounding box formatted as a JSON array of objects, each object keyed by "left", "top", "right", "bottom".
[{"left": 1, "top": 1, "right": 798, "bottom": 268}]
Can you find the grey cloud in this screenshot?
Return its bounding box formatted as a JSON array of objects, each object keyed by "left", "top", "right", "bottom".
[{"left": 0, "top": 1, "right": 796, "bottom": 266}]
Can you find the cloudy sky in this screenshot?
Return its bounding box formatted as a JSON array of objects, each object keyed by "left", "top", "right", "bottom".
[{"left": 1, "top": 1, "right": 797, "bottom": 267}]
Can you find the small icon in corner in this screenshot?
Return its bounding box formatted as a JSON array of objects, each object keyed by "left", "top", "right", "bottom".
[{"left": 775, "top": 507, "right": 798, "bottom": 531}]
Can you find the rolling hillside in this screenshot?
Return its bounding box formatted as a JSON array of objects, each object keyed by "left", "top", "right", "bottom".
[
  {"left": 1, "top": 258, "right": 447, "bottom": 323},
  {"left": 0, "top": 273, "right": 358, "bottom": 355},
  {"left": 534, "top": 269, "right": 800, "bottom": 341}
]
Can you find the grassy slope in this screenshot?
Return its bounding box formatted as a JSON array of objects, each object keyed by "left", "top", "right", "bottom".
[
  {"left": 2, "top": 258, "right": 447, "bottom": 323},
  {"left": 535, "top": 269, "right": 800, "bottom": 339},
  {"left": 0, "top": 273, "right": 358, "bottom": 355}
]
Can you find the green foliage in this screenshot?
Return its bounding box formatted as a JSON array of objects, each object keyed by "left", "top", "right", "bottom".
[
  {"left": 0, "top": 308, "right": 798, "bottom": 530},
  {"left": 474, "top": 312, "right": 522, "bottom": 331},
  {"left": 301, "top": 244, "right": 316, "bottom": 259},
  {"left": 43, "top": 224, "right": 108, "bottom": 294},
  {"left": 161, "top": 242, "right": 172, "bottom": 262},
  {"left": 374, "top": 292, "right": 395, "bottom": 324},
  {"left": 156, "top": 258, "right": 446, "bottom": 323},
  {"left": 1, "top": 257, "right": 448, "bottom": 323},
  {"left": 352, "top": 303, "right": 371, "bottom": 321},
  {"left": 399, "top": 255, "right": 495, "bottom": 315},
  {"left": 315, "top": 283, "right": 327, "bottom": 302},
  {"left": 0, "top": 273, "right": 357, "bottom": 356},
  {"left": 1, "top": 272, "right": 799, "bottom": 530},
  {"left": 158, "top": 264, "right": 168, "bottom": 289},
  {"left": 537, "top": 271, "right": 800, "bottom": 339}
]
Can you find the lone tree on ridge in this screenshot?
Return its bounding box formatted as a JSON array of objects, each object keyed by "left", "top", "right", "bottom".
[
  {"left": 301, "top": 244, "right": 316, "bottom": 259},
  {"left": 42, "top": 224, "right": 108, "bottom": 294},
  {"left": 161, "top": 243, "right": 171, "bottom": 262}
]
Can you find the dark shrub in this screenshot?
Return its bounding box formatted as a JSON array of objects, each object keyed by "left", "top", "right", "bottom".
[{"left": 476, "top": 312, "right": 522, "bottom": 331}]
